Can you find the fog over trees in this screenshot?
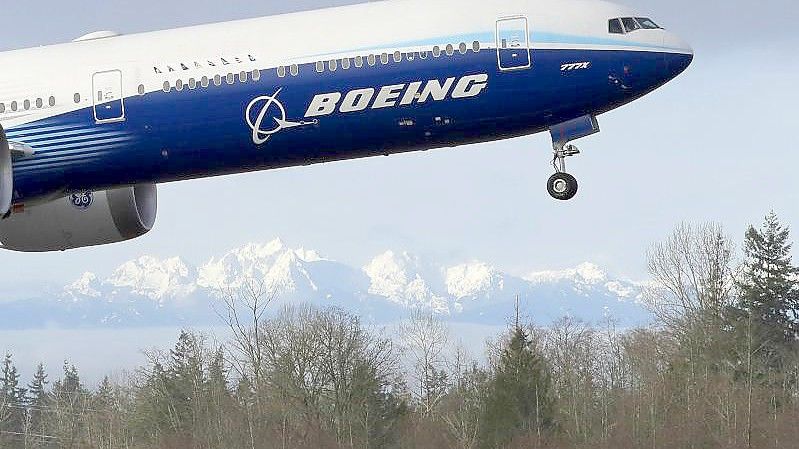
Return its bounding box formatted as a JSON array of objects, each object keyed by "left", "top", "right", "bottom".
[{"left": 2, "top": 213, "right": 799, "bottom": 449}]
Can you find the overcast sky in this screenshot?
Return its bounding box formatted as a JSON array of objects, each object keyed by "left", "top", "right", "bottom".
[{"left": 0, "top": 0, "right": 797, "bottom": 291}]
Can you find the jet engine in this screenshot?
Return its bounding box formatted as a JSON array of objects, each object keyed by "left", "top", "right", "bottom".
[
  {"left": 0, "top": 126, "right": 13, "bottom": 215},
  {"left": 0, "top": 184, "right": 157, "bottom": 252}
]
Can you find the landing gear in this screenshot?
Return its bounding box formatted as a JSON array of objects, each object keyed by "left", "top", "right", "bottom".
[
  {"left": 546, "top": 115, "right": 599, "bottom": 201},
  {"left": 548, "top": 143, "right": 580, "bottom": 201}
]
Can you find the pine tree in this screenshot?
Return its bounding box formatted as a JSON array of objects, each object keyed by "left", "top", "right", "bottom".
[
  {"left": 480, "top": 326, "right": 555, "bottom": 448},
  {"left": 167, "top": 330, "right": 205, "bottom": 432},
  {"left": 51, "top": 362, "right": 88, "bottom": 448},
  {"left": 27, "top": 363, "right": 49, "bottom": 436},
  {"left": 1, "top": 353, "right": 27, "bottom": 442},
  {"left": 94, "top": 376, "right": 115, "bottom": 410},
  {"left": 735, "top": 212, "right": 799, "bottom": 367}
]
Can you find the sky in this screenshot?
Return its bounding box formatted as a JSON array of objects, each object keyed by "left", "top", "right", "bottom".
[{"left": 0, "top": 0, "right": 798, "bottom": 292}]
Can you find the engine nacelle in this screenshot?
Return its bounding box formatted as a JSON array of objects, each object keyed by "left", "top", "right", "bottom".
[
  {"left": 0, "top": 125, "right": 13, "bottom": 215},
  {"left": 0, "top": 184, "right": 157, "bottom": 252}
]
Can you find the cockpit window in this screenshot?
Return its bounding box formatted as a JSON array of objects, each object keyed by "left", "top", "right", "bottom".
[
  {"left": 608, "top": 19, "right": 624, "bottom": 34},
  {"left": 636, "top": 18, "right": 661, "bottom": 29},
  {"left": 621, "top": 17, "right": 641, "bottom": 33},
  {"left": 611, "top": 17, "right": 663, "bottom": 34}
]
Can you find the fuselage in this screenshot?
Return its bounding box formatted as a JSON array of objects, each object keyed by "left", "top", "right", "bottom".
[{"left": 0, "top": 0, "right": 692, "bottom": 205}]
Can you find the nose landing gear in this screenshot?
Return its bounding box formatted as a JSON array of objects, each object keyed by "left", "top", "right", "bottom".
[
  {"left": 546, "top": 115, "right": 600, "bottom": 201},
  {"left": 548, "top": 144, "right": 580, "bottom": 201}
]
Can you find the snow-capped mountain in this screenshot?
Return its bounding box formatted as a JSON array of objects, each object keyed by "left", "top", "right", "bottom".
[{"left": 0, "top": 239, "right": 651, "bottom": 329}]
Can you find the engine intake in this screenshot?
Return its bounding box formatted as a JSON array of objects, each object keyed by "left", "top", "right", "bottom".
[{"left": 0, "top": 184, "right": 157, "bottom": 252}]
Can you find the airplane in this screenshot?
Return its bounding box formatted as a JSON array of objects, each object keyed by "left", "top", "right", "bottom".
[{"left": 0, "top": 0, "right": 692, "bottom": 252}]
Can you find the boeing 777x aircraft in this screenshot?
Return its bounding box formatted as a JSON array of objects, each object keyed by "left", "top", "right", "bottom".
[{"left": 0, "top": 0, "right": 692, "bottom": 252}]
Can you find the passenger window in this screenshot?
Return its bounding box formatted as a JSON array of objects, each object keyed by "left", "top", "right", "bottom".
[
  {"left": 609, "top": 19, "right": 624, "bottom": 34},
  {"left": 419, "top": 51, "right": 428, "bottom": 59},
  {"left": 36, "top": 98, "right": 43, "bottom": 108},
  {"left": 472, "top": 41, "right": 481, "bottom": 52},
  {"left": 328, "top": 59, "right": 337, "bottom": 71},
  {"left": 354, "top": 56, "right": 364, "bottom": 68},
  {"left": 11, "top": 101, "right": 17, "bottom": 112},
  {"left": 432, "top": 46, "right": 441, "bottom": 57},
  {"left": 49, "top": 97, "right": 56, "bottom": 107},
  {"left": 239, "top": 71, "right": 248, "bottom": 82},
  {"left": 459, "top": 43, "right": 468, "bottom": 54},
  {"left": 0, "top": 104, "right": 4, "bottom": 113},
  {"left": 201, "top": 76, "right": 210, "bottom": 87},
  {"left": 176, "top": 79, "right": 184, "bottom": 91},
  {"left": 226, "top": 73, "right": 235, "bottom": 84},
  {"left": 277, "top": 66, "right": 287, "bottom": 78},
  {"left": 214, "top": 75, "right": 222, "bottom": 86},
  {"left": 188, "top": 78, "right": 197, "bottom": 89},
  {"left": 74, "top": 93, "right": 82, "bottom": 103},
  {"left": 138, "top": 84, "right": 146, "bottom": 95},
  {"left": 380, "top": 53, "right": 389, "bottom": 64},
  {"left": 342, "top": 58, "right": 351, "bottom": 70},
  {"left": 23, "top": 100, "right": 30, "bottom": 110},
  {"left": 316, "top": 61, "right": 325, "bottom": 73},
  {"left": 367, "top": 54, "right": 376, "bottom": 66},
  {"left": 407, "top": 52, "right": 414, "bottom": 61},
  {"left": 252, "top": 69, "right": 261, "bottom": 81},
  {"left": 290, "top": 65, "right": 299, "bottom": 76},
  {"left": 621, "top": 17, "right": 641, "bottom": 33},
  {"left": 393, "top": 51, "right": 402, "bottom": 63}
]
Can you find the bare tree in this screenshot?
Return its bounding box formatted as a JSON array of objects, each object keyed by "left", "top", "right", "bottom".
[
  {"left": 441, "top": 344, "right": 483, "bottom": 449},
  {"left": 545, "top": 317, "right": 597, "bottom": 443},
  {"left": 400, "top": 311, "right": 451, "bottom": 418},
  {"left": 215, "top": 278, "right": 276, "bottom": 393},
  {"left": 645, "top": 222, "right": 736, "bottom": 331}
]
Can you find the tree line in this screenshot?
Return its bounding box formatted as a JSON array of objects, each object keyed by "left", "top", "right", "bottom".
[{"left": 2, "top": 212, "right": 799, "bottom": 449}]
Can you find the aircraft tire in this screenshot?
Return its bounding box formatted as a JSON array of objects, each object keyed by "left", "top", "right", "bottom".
[{"left": 547, "top": 173, "right": 578, "bottom": 201}]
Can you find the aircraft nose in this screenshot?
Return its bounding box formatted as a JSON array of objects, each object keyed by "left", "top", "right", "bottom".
[
  {"left": 664, "top": 32, "right": 693, "bottom": 55},
  {"left": 661, "top": 32, "right": 693, "bottom": 80}
]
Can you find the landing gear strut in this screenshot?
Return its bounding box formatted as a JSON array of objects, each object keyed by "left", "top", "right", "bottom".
[
  {"left": 546, "top": 115, "right": 600, "bottom": 201},
  {"left": 548, "top": 143, "right": 580, "bottom": 201}
]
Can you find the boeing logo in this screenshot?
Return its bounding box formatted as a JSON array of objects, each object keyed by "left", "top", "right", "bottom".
[
  {"left": 305, "top": 73, "right": 489, "bottom": 118},
  {"left": 246, "top": 74, "right": 489, "bottom": 144},
  {"left": 245, "top": 88, "right": 318, "bottom": 145}
]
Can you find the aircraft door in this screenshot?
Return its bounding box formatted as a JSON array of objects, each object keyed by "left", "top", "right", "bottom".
[
  {"left": 93, "top": 70, "right": 126, "bottom": 123},
  {"left": 496, "top": 16, "right": 531, "bottom": 71}
]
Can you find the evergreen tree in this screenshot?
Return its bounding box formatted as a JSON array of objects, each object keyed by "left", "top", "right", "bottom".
[
  {"left": 51, "top": 362, "right": 88, "bottom": 448},
  {"left": 133, "top": 360, "right": 173, "bottom": 441},
  {"left": 207, "top": 347, "right": 229, "bottom": 400},
  {"left": 1, "top": 353, "right": 27, "bottom": 442},
  {"left": 27, "top": 363, "right": 49, "bottom": 436},
  {"left": 733, "top": 212, "right": 799, "bottom": 367},
  {"left": 94, "top": 376, "right": 115, "bottom": 411},
  {"left": 480, "top": 326, "right": 555, "bottom": 448},
  {"left": 167, "top": 330, "right": 205, "bottom": 432}
]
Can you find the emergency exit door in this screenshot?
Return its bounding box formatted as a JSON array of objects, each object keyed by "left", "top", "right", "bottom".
[
  {"left": 93, "top": 70, "right": 125, "bottom": 123},
  {"left": 496, "top": 17, "right": 532, "bottom": 71}
]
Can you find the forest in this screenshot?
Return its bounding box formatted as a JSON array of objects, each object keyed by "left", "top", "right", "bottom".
[{"left": 2, "top": 213, "right": 799, "bottom": 449}]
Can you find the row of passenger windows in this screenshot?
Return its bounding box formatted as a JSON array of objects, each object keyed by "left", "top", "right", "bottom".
[
  {"left": 156, "top": 41, "right": 481, "bottom": 94},
  {"left": 1, "top": 42, "right": 485, "bottom": 114},
  {"left": 315, "top": 41, "right": 481, "bottom": 73},
  {"left": 162, "top": 69, "right": 264, "bottom": 92},
  {"left": 0, "top": 96, "right": 57, "bottom": 114}
]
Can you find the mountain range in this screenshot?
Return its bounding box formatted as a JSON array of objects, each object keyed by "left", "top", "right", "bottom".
[{"left": 0, "top": 239, "right": 652, "bottom": 329}]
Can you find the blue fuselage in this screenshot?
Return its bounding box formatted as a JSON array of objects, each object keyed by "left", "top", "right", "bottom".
[{"left": 7, "top": 47, "right": 692, "bottom": 203}]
